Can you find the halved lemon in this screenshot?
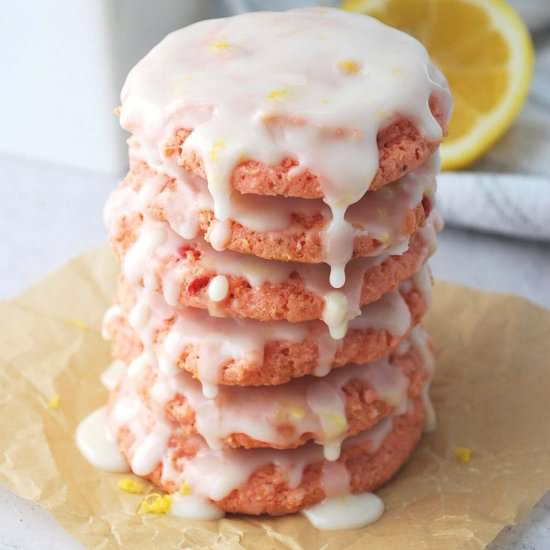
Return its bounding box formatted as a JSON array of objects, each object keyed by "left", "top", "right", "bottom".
[{"left": 342, "top": 0, "right": 534, "bottom": 169}]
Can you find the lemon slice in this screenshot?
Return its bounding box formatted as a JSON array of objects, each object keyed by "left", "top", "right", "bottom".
[{"left": 342, "top": 0, "right": 534, "bottom": 169}]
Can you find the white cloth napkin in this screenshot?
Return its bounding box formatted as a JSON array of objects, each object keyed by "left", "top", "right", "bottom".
[
  {"left": 439, "top": 40, "right": 550, "bottom": 242},
  {"left": 437, "top": 172, "right": 550, "bottom": 241}
]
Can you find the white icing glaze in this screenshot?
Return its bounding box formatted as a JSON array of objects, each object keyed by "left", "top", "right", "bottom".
[
  {"left": 348, "top": 285, "right": 414, "bottom": 336},
  {"left": 105, "top": 174, "right": 437, "bottom": 337},
  {"left": 100, "top": 360, "right": 126, "bottom": 391},
  {"left": 75, "top": 407, "right": 129, "bottom": 472},
  {"left": 119, "top": 8, "right": 450, "bottom": 285},
  {"left": 131, "top": 422, "right": 172, "bottom": 476},
  {"left": 410, "top": 327, "right": 437, "bottom": 432},
  {"left": 118, "top": 276, "right": 422, "bottom": 397},
  {"left": 313, "top": 330, "right": 339, "bottom": 377},
  {"left": 302, "top": 492, "right": 384, "bottom": 530},
  {"left": 96, "top": 8, "right": 446, "bottom": 523},
  {"left": 101, "top": 305, "right": 122, "bottom": 340},
  {"left": 170, "top": 494, "right": 224, "bottom": 520},
  {"left": 156, "top": 296, "right": 307, "bottom": 393},
  {"left": 125, "top": 329, "right": 434, "bottom": 461},
  {"left": 413, "top": 264, "right": 433, "bottom": 307},
  {"left": 321, "top": 461, "right": 350, "bottom": 497},
  {"left": 322, "top": 291, "right": 349, "bottom": 339},
  {"left": 124, "top": 224, "right": 167, "bottom": 286},
  {"left": 108, "top": 158, "right": 435, "bottom": 288},
  {"left": 128, "top": 300, "right": 151, "bottom": 330},
  {"left": 207, "top": 274, "right": 229, "bottom": 302},
  {"left": 208, "top": 219, "right": 231, "bottom": 251},
  {"left": 201, "top": 383, "right": 219, "bottom": 400},
  {"left": 149, "top": 352, "right": 411, "bottom": 457},
  {"left": 108, "top": 369, "right": 405, "bottom": 502},
  {"left": 176, "top": 415, "right": 395, "bottom": 501}
]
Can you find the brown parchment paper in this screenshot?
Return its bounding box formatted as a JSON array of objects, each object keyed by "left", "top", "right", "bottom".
[{"left": 1, "top": 245, "right": 550, "bottom": 550}]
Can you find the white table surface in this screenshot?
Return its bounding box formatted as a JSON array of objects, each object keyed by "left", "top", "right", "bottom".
[{"left": 1, "top": 153, "right": 549, "bottom": 549}]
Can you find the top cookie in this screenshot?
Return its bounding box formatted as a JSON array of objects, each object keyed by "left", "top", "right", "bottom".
[{"left": 120, "top": 7, "right": 451, "bottom": 214}]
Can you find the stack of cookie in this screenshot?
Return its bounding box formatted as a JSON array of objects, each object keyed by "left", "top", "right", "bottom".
[{"left": 99, "top": 8, "right": 451, "bottom": 525}]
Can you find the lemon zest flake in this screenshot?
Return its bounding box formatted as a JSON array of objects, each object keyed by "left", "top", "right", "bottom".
[
  {"left": 337, "top": 59, "right": 361, "bottom": 75},
  {"left": 164, "top": 145, "right": 178, "bottom": 158},
  {"left": 48, "top": 394, "right": 60, "bottom": 409},
  {"left": 454, "top": 447, "right": 473, "bottom": 464},
  {"left": 210, "top": 40, "right": 231, "bottom": 51},
  {"left": 179, "top": 481, "right": 192, "bottom": 496},
  {"left": 173, "top": 74, "right": 193, "bottom": 93},
  {"left": 209, "top": 138, "right": 226, "bottom": 162},
  {"left": 288, "top": 403, "right": 305, "bottom": 420},
  {"left": 378, "top": 232, "right": 391, "bottom": 244},
  {"left": 275, "top": 401, "right": 306, "bottom": 423},
  {"left": 64, "top": 318, "right": 89, "bottom": 331},
  {"left": 137, "top": 493, "right": 172, "bottom": 515},
  {"left": 321, "top": 411, "right": 348, "bottom": 435},
  {"left": 118, "top": 478, "right": 145, "bottom": 494},
  {"left": 266, "top": 88, "right": 289, "bottom": 102}
]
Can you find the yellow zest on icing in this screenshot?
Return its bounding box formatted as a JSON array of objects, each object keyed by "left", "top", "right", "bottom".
[
  {"left": 209, "top": 138, "right": 226, "bottom": 162},
  {"left": 48, "top": 394, "right": 60, "bottom": 409},
  {"left": 378, "top": 232, "right": 391, "bottom": 244},
  {"left": 164, "top": 145, "right": 178, "bottom": 158},
  {"left": 288, "top": 402, "right": 306, "bottom": 420},
  {"left": 337, "top": 59, "right": 361, "bottom": 75},
  {"left": 392, "top": 67, "right": 403, "bottom": 76},
  {"left": 454, "top": 447, "right": 473, "bottom": 464},
  {"left": 179, "top": 481, "right": 192, "bottom": 496},
  {"left": 118, "top": 478, "right": 145, "bottom": 494},
  {"left": 173, "top": 74, "right": 193, "bottom": 93},
  {"left": 210, "top": 40, "right": 231, "bottom": 51},
  {"left": 320, "top": 98, "right": 330, "bottom": 104},
  {"left": 275, "top": 401, "right": 306, "bottom": 422},
  {"left": 64, "top": 319, "right": 89, "bottom": 331},
  {"left": 321, "top": 411, "right": 347, "bottom": 435},
  {"left": 384, "top": 389, "right": 402, "bottom": 407},
  {"left": 137, "top": 493, "right": 172, "bottom": 514},
  {"left": 266, "top": 88, "right": 289, "bottom": 102}
]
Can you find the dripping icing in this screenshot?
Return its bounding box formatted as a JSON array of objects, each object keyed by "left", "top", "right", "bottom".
[{"left": 119, "top": 8, "right": 450, "bottom": 285}]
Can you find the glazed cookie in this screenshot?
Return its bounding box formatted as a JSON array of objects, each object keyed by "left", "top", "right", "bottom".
[
  {"left": 109, "top": 205, "right": 438, "bottom": 324},
  {"left": 119, "top": 8, "right": 450, "bottom": 285},
  {"left": 115, "top": 327, "right": 431, "bottom": 456},
  {"left": 106, "top": 161, "right": 435, "bottom": 290},
  {"left": 120, "top": 8, "right": 451, "bottom": 238},
  {"left": 104, "top": 274, "right": 431, "bottom": 390},
  {"left": 111, "top": 381, "right": 427, "bottom": 516},
  {"left": 161, "top": 95, "right": 447, "bottom": 199}
]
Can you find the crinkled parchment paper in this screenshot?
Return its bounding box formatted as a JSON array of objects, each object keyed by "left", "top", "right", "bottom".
[{"left": 1, "top": 246, "right": 549, "bottom": 549}]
